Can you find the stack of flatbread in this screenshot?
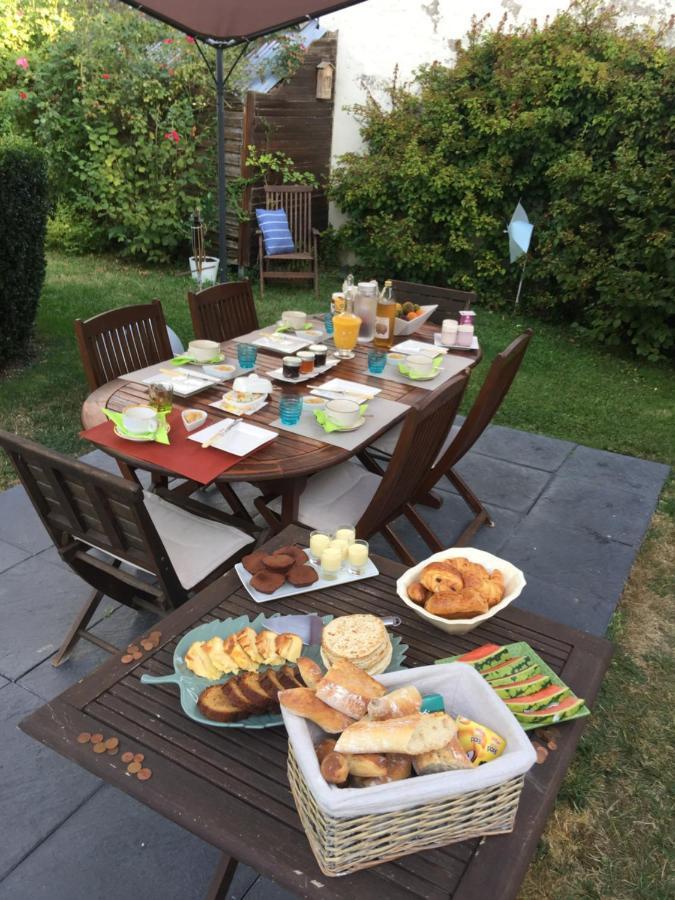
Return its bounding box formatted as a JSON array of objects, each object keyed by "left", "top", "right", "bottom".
[{"left": 321, "top": 614, "right": 392, "bottom": 675}]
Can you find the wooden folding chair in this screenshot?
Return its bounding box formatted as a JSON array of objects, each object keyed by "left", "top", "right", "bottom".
[
  {"left": 367, "top": 330, "right": 533, "bottom": 548},
  {"left": 391, "top": 280, "right": 477, "bottom": 325},
  {"left": 0, "top": 430, "right": 257, "bottom": 666},
  {"left": 74, "top": 300, "right": 173, "bottom": 392},
  {"left": 258, "top": 185, "right": 319, "bottom": 298},
  {"left": 253, "top": 372, "right": 470, "bottom": 565},
  {"left": 188, "top": 280, "right": 258, "bottom": 343}
]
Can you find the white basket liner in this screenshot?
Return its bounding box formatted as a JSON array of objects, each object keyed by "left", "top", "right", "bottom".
[{"left": 281, "top": 662, "right": 536, "bottom": 819}]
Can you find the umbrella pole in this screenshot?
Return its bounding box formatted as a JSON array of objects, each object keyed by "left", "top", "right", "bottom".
[
  {"left": 515, "top": 258, "right": 527, "bottom": 309},
  {"left": 216, "top": 45, "right": 227, "bottom": 283}
]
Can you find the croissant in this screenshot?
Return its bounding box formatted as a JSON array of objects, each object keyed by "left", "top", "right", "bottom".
[
  {"left": 424, "top": 589, "right": 488, "bottom": 620},
  {"left": 420, "top": 562, "right": 463, "bottom": 594}
]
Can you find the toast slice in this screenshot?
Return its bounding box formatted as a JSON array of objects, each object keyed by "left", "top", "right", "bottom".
[
  {"left": 224, "top": 635, "right": 258, "bottom": 672},
  {"left": 236, "top": 627, "right": 264, "bottom": 664},
  {"left": 276, "top": 633, "right": 303, "bottom": 663},
  {"left": 256, "top": 630, "right": 284, "bottom": 665},
  {"left": 197, "top": 685, "right": 247, "bottom": 722},
  {"left": 221, "top": 676, "right": 268, "bottom": 712},
  {"left": 185, "top": 642, "right": 221, "bottom": 681},
  {"left": 202, "top": 636, "right": 236, "bottom": 674},
  {"left": 237, "top": 672, "right": 275, "bottom": 710},
  {"left": 261, "top": 669, "right": 286, "bottom": 700}
]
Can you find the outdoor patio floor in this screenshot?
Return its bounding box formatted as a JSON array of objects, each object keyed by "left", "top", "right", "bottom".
[{"left": 0, "top": 423, "right": 668, "bottom": 900}]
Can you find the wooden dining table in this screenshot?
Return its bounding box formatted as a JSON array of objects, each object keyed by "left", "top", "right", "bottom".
[{"left": 81, "top": 321, "right": 481, "bottom": 525}]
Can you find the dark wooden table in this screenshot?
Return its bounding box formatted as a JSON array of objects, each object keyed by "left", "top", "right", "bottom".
[
  {"left": 21, "top": 525, "right": 612, "bottom": 900},
  {"left": 80, "top": 323, "right": 481, "bottom": 525}
]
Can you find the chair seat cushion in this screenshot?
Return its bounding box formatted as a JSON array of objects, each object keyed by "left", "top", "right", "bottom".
[
  {"left": 143, "top": 492, "right": 253, "bottom": 590},
  {"left": 371, "top": 422, "right": 460, "bottom": 460},
  {"left": 256, "top": 208, "right": 295, "bottom": 256},
  {"left": 269, "top": 460, "right": 381, "bottom": 533}
]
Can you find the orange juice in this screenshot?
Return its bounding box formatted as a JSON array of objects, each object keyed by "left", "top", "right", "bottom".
[{"left": 333, "top": 312, "right": 361, "bottom": 353}]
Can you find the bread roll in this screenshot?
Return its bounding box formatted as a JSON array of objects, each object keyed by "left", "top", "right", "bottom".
[
  {"left": 320, "top": 751, "right": 350, "bottom": 784},
  {"left": 385, "top": 753, "right": 413, "bottom": 781},
  {"left": 314, "top": 738, "right": 337, "bottom": 764},
  {"left": 346, "top": 753, "right": 388, "bottom": 778},
  {"left": 367, "top": 686, "right": 422, "bottom": 720},
  {"left": 413, "top": 736, "right": 472, "bottom": 775},
  {"left": 315, "top": 659, "right": 386, "bottom": 719},
  {"left": 335, "top": 712, "right": 456, "bottom": 756},
  {"left": 297, "top": 656, "right": 323, "bottom": 689},
  {"left": 407, "top": 582, "right": 429, "bottom": 605},
  {"left": 424, "top": 589, "right": 488, "bottom": 619},
  {"left": 278, "top": 687, "right": 354, "bottom": 733}
]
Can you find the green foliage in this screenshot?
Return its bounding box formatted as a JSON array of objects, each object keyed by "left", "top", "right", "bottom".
[
  {"left": 329, "top": 2, "right": 675, "bottom": 359},
  {"left": 0, "top": 137, "right": 50, "bottom": 366},
  {"left": 225, "top": 145, "right": 319, "bottom": 223}
]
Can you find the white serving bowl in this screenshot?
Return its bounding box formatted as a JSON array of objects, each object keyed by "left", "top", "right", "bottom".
[
  {"left": 396, "top": 547, "right": 526, "bottom": 635},
  {"left": 393, "top": 305, "right": 437, "bottom": 336}
]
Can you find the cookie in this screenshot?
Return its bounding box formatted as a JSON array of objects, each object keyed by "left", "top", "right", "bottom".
[
  {"left": 242, "top": 550, "right": 267, "bottom": 575},
  {"left": 287, "top": 564, "right": 319, "bottom": 588},
  {"left": 250, "top": 571, "right": 286, "bottom": 594},
  {"left": 263, "top": 554, "right": 295, "bottom": 573},
  {"left": 275, "top": 545, "right": 309, "bottom": 565}
]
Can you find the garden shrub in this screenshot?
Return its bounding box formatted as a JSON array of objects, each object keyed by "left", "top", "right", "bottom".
[
  {"left": 0, "top": 137, "right": 50, "bottom": 366},
  {"left": 329, "top": 2, "right": 674, "bottom": 359}
]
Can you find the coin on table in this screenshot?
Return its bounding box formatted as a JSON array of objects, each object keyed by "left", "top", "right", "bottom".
[
  {"left": 121, "top": 654, "right": 134, "bottom": 664},
  {"left": 121, "top": 752, "right": 134, "bottom": 764},
  {"left": 133, "top": 753, "right": 145, "bottom": 764},
  {"left": 136, "top": 768, "right": 153, "bottom": 781},
  {"left": 140, "top": 640, "right": 154, "bottom": 652},
  {"left": 127, "top": 761, "right": 142, "bottom": 774},
  {"left": 77, "top": 732, "right": 91, "bottom": 744},
  {"left": 90, "top": 733, "right": 104, "bottom": 744},
  {"left": 107, "top": 747, "right": 118, "bottom": 756},
  {"left": 131, "top": 651, "right": 143, "bottom": 661},
  {"left": 105, "top": 737, "right": 119, "bottom": 750},
  {"left": 149, "top": 631, "right": 161, "bottom": 642},
  {"left": 127, "top": 644, "right": 140, "bottom": 654},
  {"left": 93, "top": 742, "right": 107, "bottom": 754}
]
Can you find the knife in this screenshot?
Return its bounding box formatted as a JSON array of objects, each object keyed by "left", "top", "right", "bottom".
[
  {"left": 201, "top": 418, "right": 237, "bottom": 449},
  {"left": 265, "top": 613, "right": 401, "bottom": 646}
]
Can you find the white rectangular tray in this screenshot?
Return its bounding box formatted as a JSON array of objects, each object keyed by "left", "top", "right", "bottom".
[
  {"left": 235, "top": 549, "right": 379, "bottom": 604},
  {"left": 433, "top": 333, "right": 479, "bottom": 351},
  {"left": 268, "top": 358, "right": 340, "bottom": 383},
  {"left": 252, "top": 332, "right": 315, "bottom": 354},
  {"left": 141, "top": 373, "right": 215, "bottom": 398}
]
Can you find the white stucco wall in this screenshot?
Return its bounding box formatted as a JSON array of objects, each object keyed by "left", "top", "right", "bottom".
[{"left": 320, "top": 0, "right": 671, "bottom": 226}]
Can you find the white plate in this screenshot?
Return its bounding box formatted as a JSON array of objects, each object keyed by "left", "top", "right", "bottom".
[
  {"left": 434, "top": 333, "right": 479, "bottom": 351},
  {"left": 114, "top": 424, "right": 170, "bottom": 442},
  {"left": 208, "top": 397, "right": 268, "bottom": 417},
  {"left": 142, "top": 374, "right": 215, "bottom": 398},
  {"left": 253, "top": 333, "right": 314, "bottom": 354},
  {"left": 312, "top": 378, "right": 381, "bottom": 402},
  {"left": 188, "top": 420, "right": 277, "bottom": 456},
  {"left": 268, "top": 359, "right": 340, "bottom": 383},
  {"left": 235, "top": 549, "right": 380, "bottom": 604},
  {"left": 317, "top": 416, "right": 365, "bottom": 433},
  {"left": 175, "top": 353, "right": 225, "bottom": 365},
  {"left": 396, "top": 547, "right": 526, "bottom": 635},
  {"left": 398, "top": 367, "right": 441, "bottom": 382},
  {"left": 394, "top": 339, "right": 446, "bottom": 357}
]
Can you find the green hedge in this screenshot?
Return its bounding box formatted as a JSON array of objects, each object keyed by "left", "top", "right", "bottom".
[
  {"left": 329, "top": 3, "right": 674, "bottom": 360},
  {"left": 0, "top": 137, "right": 49, "bottom": 366}
]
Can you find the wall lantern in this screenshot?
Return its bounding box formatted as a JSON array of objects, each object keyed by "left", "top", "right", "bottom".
[{"left": 316, "top": 60, "right": 334, "bottom": 100}]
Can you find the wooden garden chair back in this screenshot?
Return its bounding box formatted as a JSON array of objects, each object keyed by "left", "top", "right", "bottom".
[
  {"left": 356, "top": 371, "right": 470, "bottom": 560},
  {"left": 0, "top": 430, "right": 255, "bottom": 666},
  {"left": 74, "top": 300, "right": 173, "bottom": 391},
  {"left": 391, "top": 280, "right": 477, "bottom": 325},
  {"left": 258, "top": 184, "right": 319, "bottom": 297},
  {"left": 188, "top": 280, "right": 258, "bottom": 343}
]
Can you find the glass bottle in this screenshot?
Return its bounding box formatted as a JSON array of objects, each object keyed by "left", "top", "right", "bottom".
[
  {"left": 374, "top": 279, "right": 396, "bottom": 350},
  {"left": 354, "top": 281, "right": 378, "bottom": 344}
]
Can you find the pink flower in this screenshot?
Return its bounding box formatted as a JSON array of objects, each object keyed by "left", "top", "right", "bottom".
[
  {"left": 185, "top": 35, "right": 196, "bottom": 44},
  {"left": 163, "top": 37, "right": 174, "bottom": 44},
  {"left": 16, "top": 57, "right": 29, "bottom": 69},
  {"left": 18, "top": 90, "right": 28, "bottom": 100},
  {"left": 101, "top": 73, "right": 111, "bottom": 80},
  {"left": 168, "top": 68, "right": 175, "bottom": 76},
  {"left": 164, "top": 130, "right": 180, "bottom": 143}
]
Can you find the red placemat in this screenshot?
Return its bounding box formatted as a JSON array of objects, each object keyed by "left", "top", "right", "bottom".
[{"left": 81, "top": 409, "right": 273, "bottom": 485}]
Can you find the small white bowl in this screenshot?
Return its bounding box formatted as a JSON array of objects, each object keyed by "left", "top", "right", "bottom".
[
  {"left": 396, "top": 548, "right": 526, "bottom": 635},
  {"left": 203, "top": 363, "right": 236, "bottom": 379},
  {"left": 181, "top": 409, "right": 207, "bottom": 432},
  {"left": 302, "top": 396, "right": 326, "bottom": 416},
  {"left": 188, "top": 339, "right": 220, "bottom": 362},
  {"left": 386, "top": 351, "right": 407, "bottom": 367}
]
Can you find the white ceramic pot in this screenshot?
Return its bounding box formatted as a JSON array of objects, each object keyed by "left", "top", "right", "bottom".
[{"left": 189, "top": 256, "right": 219, "bottom": 284}]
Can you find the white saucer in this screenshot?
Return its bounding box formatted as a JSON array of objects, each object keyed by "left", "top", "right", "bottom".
[
  {"left": 114, "top": 423, "right": 171, "bottom": 442},
  {"left": 180, "top": 353, "right": 225, "bottom": 365},
  {"left": 400, "top": 369, "right": 440, "bottom": 382},
  {"left": 322, "top": 416, "right": 365, "bottom": 433}
]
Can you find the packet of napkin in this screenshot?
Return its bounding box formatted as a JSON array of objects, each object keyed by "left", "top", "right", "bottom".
[
  {"left": 313, "top": 403, "right": 368, "bottom": 433},
  {"left": 169, "top": 353, "right": 222, "bottom": 366},
  {"left": 398, "top": 355, "right": 443, "bottom": 379},
  {"left": 103, "top": 409, "right": 170, "bottom": 444}
]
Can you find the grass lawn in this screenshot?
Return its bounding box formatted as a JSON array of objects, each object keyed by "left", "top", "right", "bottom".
[{"left": 0, "top": 251, "right": 673, "bottom": 897}]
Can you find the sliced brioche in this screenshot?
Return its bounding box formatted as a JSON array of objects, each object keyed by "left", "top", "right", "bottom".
[
  {"left": 256, "top": 630, "right": 285, "bottom": 665},
  {"left": 224, "top": 634, "right": 257, "bottom": 672},
  {"left": 236, "top": 627, "right": 264, "bottom": 664},
  {"left": 276, "top": 632, "right": 303, "bottom": 663},
  {"left": 335, "top": 712, "right": 457, "bottom": 756},
  {"left": 185, "top": 641, "right": 222, "bottom": 681},
  {"left": 279, "top": 687, "right": 355, "bottom": 733},
  {"left": 202, "top": 636, "right": 236, "bottom": 675}
]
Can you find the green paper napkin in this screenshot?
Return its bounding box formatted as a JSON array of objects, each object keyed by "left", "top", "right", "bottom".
[
  {"left": 103, "top": 408, "right": 170, "bottom": 444},
  {"left": 169, "top": 353, "right": 222, "bottom": 366},
  {"left": 398, "top": 355, "right": 442, "bottom": 380},
  {"left": 313, "top": 403, "right": 368, "bottom": 433},
  {"left": 275, "top": 322, "right": 313, "bottom": 334}
]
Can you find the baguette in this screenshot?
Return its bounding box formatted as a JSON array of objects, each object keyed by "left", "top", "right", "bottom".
[
  {"left": 367, "top": 686, "right": 422, "bottom": 720},
  {"left": 315, "top": 659, "right": 386, "bottom": 719},
  {"left": 412, "top": 735, "right": 472, "bottom": 775},
  {"left": 320, "top": 751, "right": 350, "bottom": 785},
  {"left": 279, "top": 687, "right": 354, "bottom": 733},
  {"left": 346, "top": 752, "right": 388, "bottom": 778},
  {"left": 335, "top": 712, "right": 456, "bottom": 756}
]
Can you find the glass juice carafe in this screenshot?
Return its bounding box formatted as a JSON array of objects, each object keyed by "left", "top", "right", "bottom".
[
  {"left": 332, "top": 294, "right": 361, "bottom": 360},
  {"left": 354, "top": 282, "right": 378, "bottom": 344}
]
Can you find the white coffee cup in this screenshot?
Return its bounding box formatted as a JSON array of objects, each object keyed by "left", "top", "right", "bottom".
[
  {"left": 122, "top": 405, "right": 158, "bottom": 434},
  {"left": 406, "top": 353, "right": 435, "bottom": 377},
  {"left": 188, "top": 339, "right": 220, "bottom": 362},
  {"left": 325, "top": 398, "right": 361, "bottom": 427},
  {"left": 282, "top": 310, "right": 307, "bottom": 330}
]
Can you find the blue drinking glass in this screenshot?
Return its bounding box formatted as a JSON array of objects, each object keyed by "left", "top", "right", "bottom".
[
  {"left": 237, "top": 342, "right": 257, "bottom": 370},
  {"left": 368, "top": 349, "right": 388, "bottom": 374},
  {"left": 324, "top": 312, "right": 334, "bottom": 335},
  {"left": 279, "top": 394, "right": 303, "bottom": 426}
]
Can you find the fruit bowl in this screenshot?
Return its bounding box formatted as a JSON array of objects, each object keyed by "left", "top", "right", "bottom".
[
  {"left": 396, "top": 547, "right": 526, "bottom": 635},
  {"left": 393, "top": 304, "right": 437, "bottom": 336}
]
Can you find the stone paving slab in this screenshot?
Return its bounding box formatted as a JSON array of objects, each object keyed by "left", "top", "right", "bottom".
[
  {"left": 0, "top": 539, "right": 29, "bottom": 574},
  {"left": 441, "top": 452, "right": 552, "bottom": 513},
  {"left": 0, "top": 484, "right": 52, "bottom": 554},
  {"left": 472, "top": 424, "right": 575, "bottom": 472},
  {"left": 558, "top": 445, "right": 670, "bottom": 497},
  {"left": 514, "top": 574, "right": 614, "bottom": 635},
  {"left": 0, "top": 676, "right": 8, "bottom": 690},
  {"left": 0, "top": 684, "right": 101, "bottom": 881}
]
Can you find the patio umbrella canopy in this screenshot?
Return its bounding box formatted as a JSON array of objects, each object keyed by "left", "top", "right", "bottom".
[{"left": 117, "top": 0, "right": 368, "bottom": 280}]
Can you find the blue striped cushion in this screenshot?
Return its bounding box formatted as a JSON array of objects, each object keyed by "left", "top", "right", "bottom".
[{"left": 256, "top": 207, "right": 296, "bottom": 256}]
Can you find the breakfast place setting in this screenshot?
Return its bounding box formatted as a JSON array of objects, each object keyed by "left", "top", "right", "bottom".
[{"left": 6, "top": 274, "right": 613, "bottom": 900}]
